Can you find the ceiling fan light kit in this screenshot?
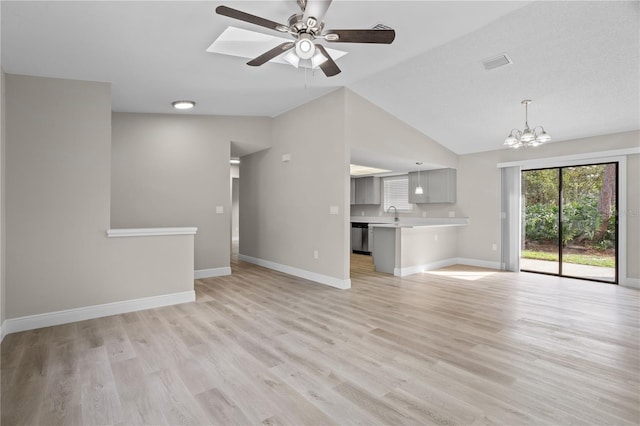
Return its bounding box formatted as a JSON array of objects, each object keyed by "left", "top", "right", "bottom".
[
  {"left": 295, "top": 34, "right": 316, "bottom": 59},
  {"left": 504, "top": 99, "right": 551, "bottom": 149},
  {"left": 214, "top": 0, "right": 395, "bottom": 77}
]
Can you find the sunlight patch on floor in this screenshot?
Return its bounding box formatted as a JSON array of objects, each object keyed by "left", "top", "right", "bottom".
[{"left": 424, "top": 269, "right": 498, "bottom": 281}]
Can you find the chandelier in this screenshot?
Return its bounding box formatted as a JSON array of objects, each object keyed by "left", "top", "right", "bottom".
[{"left": 504, "top": 99, "right": 551, "bottom": 148}]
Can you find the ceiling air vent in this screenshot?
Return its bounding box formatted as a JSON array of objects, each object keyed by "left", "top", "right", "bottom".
[{"left": 482, "top": 53, "right": 512, "bottom": 70}]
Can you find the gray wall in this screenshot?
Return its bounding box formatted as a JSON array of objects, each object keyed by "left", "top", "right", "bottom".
[
  {"left": 628, "top": 153, "right": 640, "bottom": 279},
  {"left": 5, "top": 75, "right": 194, "bottom": 319},
  {"left": 346, "top": 89, "right": 458, "bottom": 169},
  {"left": 456, "top": 150, "right": 502, "bottom": 265},
  {"left": 110, "top": 113, "right": 270, "bottom": 272},
  {"left": 240, "top": 89, "right": 350, "bottom": 283},
  {"left": 1, "top": 69, "right": 6, "bottom": 327},
  {"left": 457, "top": 131, "right": 640, "bottom": 280}
]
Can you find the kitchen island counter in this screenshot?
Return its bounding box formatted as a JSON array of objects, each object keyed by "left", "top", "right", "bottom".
[{"left": 371, "top": 219, "right": 468, "bottom": 277}]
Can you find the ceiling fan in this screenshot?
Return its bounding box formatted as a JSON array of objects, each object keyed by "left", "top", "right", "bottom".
[{"left": 215, "top": 0, "right": 395, "bottom": 77}]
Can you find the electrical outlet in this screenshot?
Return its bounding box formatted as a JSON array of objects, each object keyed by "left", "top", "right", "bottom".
[
  {"left": 449, "top": 211, "right": 455, "bottom": 218},
  {"left": 434, "top": 234, "right": 438, "bottom": 241},
  {"left": 216, "top": 206, "right": 224, "bottom": 214},
  {"left": 492, "top": 243, "right": 497, "bottom": 251},
  {"left": 422, "top": 211, "right": 427, "bottom": 217},
  {"left": 361, "top": 211, "right": 365, "bottom": 216},
  {"left": 282, "top": 153, "right": 291, "bottom": 162},
  {"left": 330, "top": 206, "right": 339, "bottom": 215},
  {"left": 313, "top": 250, "right": 319, "bottom": 259}
]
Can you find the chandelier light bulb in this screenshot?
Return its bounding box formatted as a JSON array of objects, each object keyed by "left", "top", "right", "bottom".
[
  {"left": 504, "top": 134, "right": 518, "bottom": 146},
  {"left": 536, "top": 130, "right": 551, "bottom": 143},
  {"left": 521, "top": 128, "right": 534, "bottom": 143}
]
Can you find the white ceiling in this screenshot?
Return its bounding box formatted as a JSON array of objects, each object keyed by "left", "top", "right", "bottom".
[{"left": 2, "top": 1, "right": 639, "bottom": 161}]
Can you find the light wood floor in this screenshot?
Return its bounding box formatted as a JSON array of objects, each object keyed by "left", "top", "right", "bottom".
[{"left": 2, "top": 253, "right": 639, "bottom": 425}]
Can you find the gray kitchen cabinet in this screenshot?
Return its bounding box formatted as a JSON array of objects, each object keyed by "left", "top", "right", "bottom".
[
  {"left": 408, "top": 168, "right": 456, "bottom": 204},
  {"left": 351, "top": 176, "right": 381, "bottom": 205},
  {"left": 350, "top": 178, "right": 356, "bottom": 204}
]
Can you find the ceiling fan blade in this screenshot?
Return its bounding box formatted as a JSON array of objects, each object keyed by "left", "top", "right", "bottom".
[
  {"left": 216, "top": 5, "right": 288, "bottom": 33},
  {"left": 315, "top": 44, "right": 341, "bottom": 77},
  {"left": 247, "top": 42, "right": 295, "bottom": 66},
  {"left": 324, "top": 29, "right": 395, "bottom": 44},
  {"left": 302, "top": 0, "right": 333, "bottom": 25}
]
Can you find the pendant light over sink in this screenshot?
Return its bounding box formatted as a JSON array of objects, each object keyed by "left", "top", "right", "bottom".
[{"left": 415, "top": 162, "right": 424, "bottom": 195}]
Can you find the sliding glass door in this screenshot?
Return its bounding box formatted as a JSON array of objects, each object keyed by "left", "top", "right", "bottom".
[{"left": 521, "top": 163, "right": 618, "bottom": 283}]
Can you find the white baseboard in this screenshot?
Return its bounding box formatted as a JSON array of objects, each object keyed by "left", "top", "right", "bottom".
[
  {"left": 194, "top": 267, "right": 231, "bottom": 279},
  {"left": 621, "top": 277, "right": 640, "bottom": 289},
  {"left": 457, "top": 257, "right": 502, "bottom": 270},
  {"left": 238, "top": 254, "right": 350, "bottom": 290},
  {"left": 393, "top": 257, "right": 501, "bottom": 277},
  {"left": 2, "top": 290, "right": 195, "bottom": 336}
]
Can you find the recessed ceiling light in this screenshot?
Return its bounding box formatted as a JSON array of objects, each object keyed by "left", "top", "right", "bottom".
[{"left": 172, "top": 100, "right": 195, "bottom": 110}]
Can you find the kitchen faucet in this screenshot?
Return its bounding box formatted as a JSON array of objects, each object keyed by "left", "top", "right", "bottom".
[{"left": 387, "top": 206, "right": 399, "bottom": 222}]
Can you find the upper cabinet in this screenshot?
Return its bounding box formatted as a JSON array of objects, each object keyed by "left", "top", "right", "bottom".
[
  {"left": 408, "top": 168, "right": 456, "bottom": 204},
  {"left": 351, "top": 176, "right": 381, "bottom": 205}
]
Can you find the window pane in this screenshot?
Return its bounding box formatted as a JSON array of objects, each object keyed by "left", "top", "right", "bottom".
[{"left": 383, "top": 176, "right": 412, "bottom": 212}]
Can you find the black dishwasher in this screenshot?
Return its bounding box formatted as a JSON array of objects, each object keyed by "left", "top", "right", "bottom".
[{"left": 351, "top": 222, "right": 370, "bottom": 255}]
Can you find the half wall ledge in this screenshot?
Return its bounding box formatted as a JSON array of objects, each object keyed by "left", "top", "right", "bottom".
[{"left": 107, "top": 227, "right": 198, "bottom": 238}]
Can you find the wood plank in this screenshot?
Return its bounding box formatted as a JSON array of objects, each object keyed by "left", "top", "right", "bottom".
[{"left": 2, "top": 249, "right": 639, "bottom": 425}]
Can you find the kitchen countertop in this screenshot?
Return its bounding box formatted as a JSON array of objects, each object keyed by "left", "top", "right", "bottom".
[{"left": 351, "top": 216, "right": 469, "bottom": 228}]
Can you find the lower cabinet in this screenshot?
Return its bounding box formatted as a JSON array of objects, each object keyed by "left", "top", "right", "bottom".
[{"left": 408, "top": 168, "right": 456, "bottom": 204}]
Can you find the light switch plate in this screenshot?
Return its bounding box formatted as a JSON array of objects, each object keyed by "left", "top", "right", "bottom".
[
  {"left": 448, "top": 211, "right": 455, "bottom": 217},
  {"left": 282, "top": 153, "right": 291, "bottom": 162},
  {"left": 330, "top": 206, "right": 339, "bottom": 215},
  {"left": 216, "top": 206, "right": 224, "bottom": 214}
]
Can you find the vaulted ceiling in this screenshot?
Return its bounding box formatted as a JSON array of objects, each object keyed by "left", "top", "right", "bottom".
[{"left": 2, "top": 1, "right": 638, "bottom": 158}]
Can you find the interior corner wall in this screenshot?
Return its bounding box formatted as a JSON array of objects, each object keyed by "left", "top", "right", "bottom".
[
  {"left": 110, "top": 113, "right": 271, "bottom": 273},
  {"left": 239, "top": 89, "right": 350, "bottom": 285},
  {"left": 1, "top": 69, "right": 6, "bottom": 327}
]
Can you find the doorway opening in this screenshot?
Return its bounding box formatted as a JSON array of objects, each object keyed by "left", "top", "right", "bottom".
[
  {"left": 520, "top": 162, "right": 618, "bottom": 283},
  {"left": 231, "top": 162, "right": 240, "bottom": 261}
]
